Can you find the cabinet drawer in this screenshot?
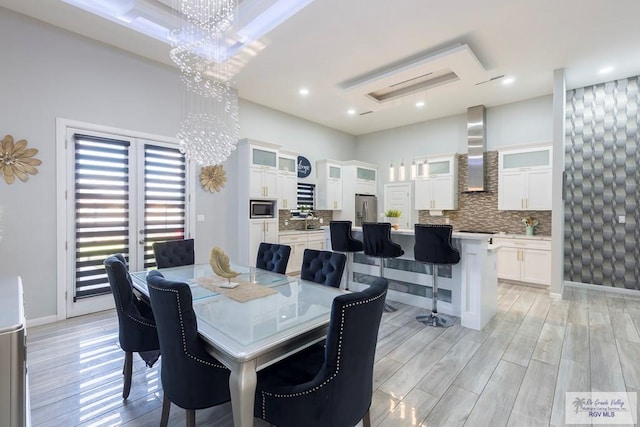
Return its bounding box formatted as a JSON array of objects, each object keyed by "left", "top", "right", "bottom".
[
  {"left": 279, "top": 234, "right": 306, "bottom": 244},
  {"left": 493, "top": 238, "right": 550, "bottom": 251}
]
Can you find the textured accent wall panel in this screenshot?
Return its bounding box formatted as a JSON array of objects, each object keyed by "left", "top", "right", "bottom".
[{"left": 565, "top": 76, "right": 640, "bottom": 289}]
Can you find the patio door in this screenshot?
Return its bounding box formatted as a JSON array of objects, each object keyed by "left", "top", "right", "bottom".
[{"left": 58, "top": 124, "right": 192, "bottom": 318}]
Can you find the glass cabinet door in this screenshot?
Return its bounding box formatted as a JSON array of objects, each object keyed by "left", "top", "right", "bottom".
[
  {"left": 356, "top": 167, "right": 376, "bottom": 181},
  {"left": 502, "top": 149, "right": 550, "bottom": 169},
  {"left": 252, "top": 148, "right": 277, "bottom": 167},
  {"left": 426, "top": 160, "right": 450, "bottom": 175},
  {"left": 329, "top": 165, "right": 341, "bottom": 179},
  {"left": 279, "top": 157, "right": 296, "bottom": 173}
]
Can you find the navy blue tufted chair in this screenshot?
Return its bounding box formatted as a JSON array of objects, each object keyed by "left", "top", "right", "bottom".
[
  {"left": 256, "top": 242, "right": 291, "bottom": 274},
  {"left": 300, "top": 249, "right": 346, "bottom": 288},
  {"left": 153, "top": 239, "right": 195, "bottom": 269},
  {"left": 104, "top": 254, "right": 160, "bottom": 399},
  {"left": 254, "top": 278, "right": 388, "bottom": 427},
  {"left": 146, "top": 270, "right": 231, "bottom": 427}
]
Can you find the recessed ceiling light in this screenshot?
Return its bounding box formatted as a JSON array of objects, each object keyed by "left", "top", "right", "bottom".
[
  {"left": 502, "top": 77, "right": 515, "bottom": 85},
  {"left": 299, "top": 88, "right": 309, "bottom": 96},
  {"left": 599, "top": 66, "right": 614, "bottom": 74},
  {"left": 347, "top": 109, "right": 356, "bottom": 115},
  {"left": 415, "top": 101, "right": 425, "bottom": 108}
]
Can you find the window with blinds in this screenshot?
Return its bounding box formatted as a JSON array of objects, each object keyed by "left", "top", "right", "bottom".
[
  {"left": 142, "top": 144, "right": 187, "bottom": 269},
  {"left": 73, "top": 135, "right": 187, "bottom": 300},
  {"left": 295, "top": 183, "right": 315, "bottom": 215},
  {"left": 74, "top": 134, "right": 131, "bottom": 300}
]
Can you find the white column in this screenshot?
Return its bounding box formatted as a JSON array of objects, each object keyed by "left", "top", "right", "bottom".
[{"left": 550, "top": 68, "right": 566, "bottom": 297}]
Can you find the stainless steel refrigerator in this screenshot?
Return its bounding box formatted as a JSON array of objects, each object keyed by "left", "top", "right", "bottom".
[{"left": 355, "top": 194, "right": 377, "bottom": 226}]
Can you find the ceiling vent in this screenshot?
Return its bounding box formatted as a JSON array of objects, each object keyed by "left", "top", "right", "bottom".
[
  {"left": 339, "top": 43, "right": 487, "bottom": 111},
  {"left": 367, "top": 68, "right": 460, "bottom": 103}
]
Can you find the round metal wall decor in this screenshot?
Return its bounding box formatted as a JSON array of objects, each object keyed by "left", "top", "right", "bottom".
[
  {"left": 0, "top": 134, "right": 42, "bottom": 184},
  {"left": 200, "top": 164, "right": 226, "bottom": 192},
  {"left": 297, "top": 155, "right": 311, "bottom": 178}
]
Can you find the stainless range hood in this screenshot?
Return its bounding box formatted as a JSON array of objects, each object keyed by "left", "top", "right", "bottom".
[{"left": 465, "top": 105, "right": 487, "bottom": 192}]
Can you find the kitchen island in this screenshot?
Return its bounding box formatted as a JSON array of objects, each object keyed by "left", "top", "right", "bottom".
[{"left": 324, "top": 227, "right": 498, "bottom": 330}]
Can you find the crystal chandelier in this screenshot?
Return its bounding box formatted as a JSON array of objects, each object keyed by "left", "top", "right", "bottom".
[{"left": 171, "top": 0, "right": 240, "bottom": 166}]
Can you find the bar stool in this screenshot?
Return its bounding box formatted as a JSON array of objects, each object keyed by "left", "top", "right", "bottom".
[
  {"left": 362, "top": 222, "right": 404, "bottom": 312},
  {"left": 329, "top": 221, "right": 364, "bottom": 290},
  {"left": 414, "top": 224, "right": 460, "bottom": 327}
]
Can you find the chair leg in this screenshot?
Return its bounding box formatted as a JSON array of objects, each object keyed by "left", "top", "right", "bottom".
[
  {"left": 345, "top": 252, "right": 351, "bottom": 291},
  {"left": 416, "top": 265, "right": 453, "bottom": 327},
  {"left": 122, "top": 351, "right": 133, "bottom": 399},
  {"left": 186, "top": 409, "right": 196, "bottom": 427},
  {"left": 363, "top": 409, "right": 371, "bottom": 427},
  {"left": 160, "top": 394, "right": 171, "bottom": 427}
]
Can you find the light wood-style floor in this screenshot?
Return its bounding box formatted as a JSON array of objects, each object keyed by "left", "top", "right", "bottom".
[{"left": 28, "top": 282, "right": 640, "bottom": 426}]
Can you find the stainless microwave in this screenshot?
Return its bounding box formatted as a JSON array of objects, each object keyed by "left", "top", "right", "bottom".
[{"left": 249, "top": 200, "right": 276, "bottom": 218}]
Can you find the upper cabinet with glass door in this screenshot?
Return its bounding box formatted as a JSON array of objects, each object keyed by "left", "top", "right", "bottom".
[
  {"left": 343, "top": 161, "right": 377, "bottom": 196},
  {"left": 498, "top": 144, "right": 552, "bottom": 211},
  {"left": 278, "top": 151, "right": 298, "bottom": 210},
  {"left": 316, "top": 160, "right": 343, "bottom": 210},
  {"left": 414, "top": 154, "right": 458, "bottom": 211},
  {"left": 249, "top": 144, "right": 278, "bottom": 198}
]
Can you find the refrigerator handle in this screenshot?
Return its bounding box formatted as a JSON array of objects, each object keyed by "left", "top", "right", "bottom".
[{"left": 363, "top": 200, "right": 368, "bottom": 223}]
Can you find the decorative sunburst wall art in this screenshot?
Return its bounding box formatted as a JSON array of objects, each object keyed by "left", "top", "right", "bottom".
[
  {"left": 0, "top": 135, "right": 42, "bottom": 184},
  {"left": 200, "top": 164, "right": 226, "bottom": 192}
]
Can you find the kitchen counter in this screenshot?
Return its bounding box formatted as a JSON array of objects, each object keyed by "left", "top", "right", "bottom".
[
  {"left": 492, "top": 233, "right": 551, "bottom": 241},
  {"left": 278, "top": 229, "right": 325, "bottom": 236},
  {"left": 325, "top": 227, "right": 497, "bottom": 330}
]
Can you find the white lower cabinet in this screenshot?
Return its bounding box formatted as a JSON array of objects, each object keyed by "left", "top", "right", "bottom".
[
  {"left": 494, "top": 237, "right": 551, "bottom": 286},
  {"left": 249, "top": 220, "right": 278, "bottom": 267},
  {"left": 279, "top": 231, "right": 325, "bottom": 274}
]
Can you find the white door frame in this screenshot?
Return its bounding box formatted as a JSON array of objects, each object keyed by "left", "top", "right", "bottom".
[{"left": 56, "top": 118, "right": 194, "bottom": 319}]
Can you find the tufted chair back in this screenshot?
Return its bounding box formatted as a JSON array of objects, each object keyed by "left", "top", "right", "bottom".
[
  {"left": 300, "top": 249, "right": 346, "bottom": 288},
  {"left": 256, "top": 243, "right": 291, "bottom": 274},
  {"left": 362, "top": 222, "right": 404, "bottom": 259},
  {"left": 146, "top": 270, "right": 231, "bottom": 423},
  {"left": 104, "top": 254, "right": 160, "bottom": 398},
  {"left": 414, "top": 224, "right": 460, "bottom": 265},
  {"left": 254, "top": 278, "right": 389, "bottom": 427},
  {"left": 153, "top": 239, "right": 195, "bottom": 269},
  {"left": 329, "top": 220, "right": 364, "bottom": 253}
]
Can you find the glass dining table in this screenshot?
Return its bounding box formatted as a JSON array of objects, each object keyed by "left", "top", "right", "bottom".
[{"left": 130, "top": 263, "right": 345, "bottom": 427}]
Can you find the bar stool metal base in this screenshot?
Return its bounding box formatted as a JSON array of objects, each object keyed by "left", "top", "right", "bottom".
[
  {"left": 416, "top": 312, "right": 454, "bottom": 328},
  {"left": 379, "top": 258, "right": 397, "bottom": 312}
]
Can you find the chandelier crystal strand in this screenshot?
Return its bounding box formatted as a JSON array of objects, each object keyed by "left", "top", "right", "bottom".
[{"left": 172, "top": 0, "right": 240, "bottom": 166}]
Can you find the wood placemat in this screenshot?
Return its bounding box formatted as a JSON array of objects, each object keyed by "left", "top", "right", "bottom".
[{"left": 192, "top": 276, "right": 277, "bottom": 303}]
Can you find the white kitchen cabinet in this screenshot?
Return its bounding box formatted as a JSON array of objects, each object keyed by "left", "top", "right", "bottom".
[
  {"left": 316, "top": 160, "right": 343, "bottom": 210},
  {"left": 237, "top": 139, "right": 281, "bottom": 265},
  {"left": 279, "top": 231, "right": 325, "bottom": 274},
  {"left": 493, "top": 237, "right": 551, "bottom": 286},
  {"left": 278, "top": 152, "right": 298, "bottom": 210},
  {"left": 384, "top": 182, "right": 414, "bottom": 229},
  {"left": 354, "top": 166, "right": 377, "bottom": 195},
  {"left": 249, "top": 219, "right": 278, "bottom": 267},
  {"left": 498, "top": 145, "right": 552, "bottom": 211},
  {"left": 414, "top": 155, "right": 458, "bottom": 211},
  {"left": 307, "top": 233, "right": 325, "bottom": 251}
]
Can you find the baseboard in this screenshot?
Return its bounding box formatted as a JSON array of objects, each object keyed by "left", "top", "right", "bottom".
[
  {"left": 564, "top": 280, "right": 640, "bottom": 296},
  {"left": 26, "top": 315, "right": 59, "bottom": 328}
]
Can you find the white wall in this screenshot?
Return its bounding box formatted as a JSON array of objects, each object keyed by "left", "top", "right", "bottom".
[
  {"left": 354, "top": 95, "right": 553, "bottom": 198},
  {"left": 0, "top": 8, "right": 355, "bottom": 320}
]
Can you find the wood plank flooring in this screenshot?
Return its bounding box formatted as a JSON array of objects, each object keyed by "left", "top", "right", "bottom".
[{"left": 27, "top": 283, "right": 640, "bottom": 426}]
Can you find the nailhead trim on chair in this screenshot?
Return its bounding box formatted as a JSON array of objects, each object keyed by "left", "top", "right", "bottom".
[
  {"left": 259, "top": 289, "right": 387, "bottom": 419},
  {"left": 148, "top": 283, "right": 228, "bottom": 370},
  {"left": 105, "top": 263, "right": 157, "bottom": 329}
]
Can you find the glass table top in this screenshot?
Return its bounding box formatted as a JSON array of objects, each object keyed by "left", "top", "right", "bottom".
[{"left": 130, "top": 263, "right": 344, "bottom": 362}]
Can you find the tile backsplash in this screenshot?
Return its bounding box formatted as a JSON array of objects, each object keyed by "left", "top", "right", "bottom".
[
  {"left": 278, "top": 210, "right": 333, "bottom": 231},
  {"left": 418, "top": 152, "right": 552, "bottom": 236}
]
